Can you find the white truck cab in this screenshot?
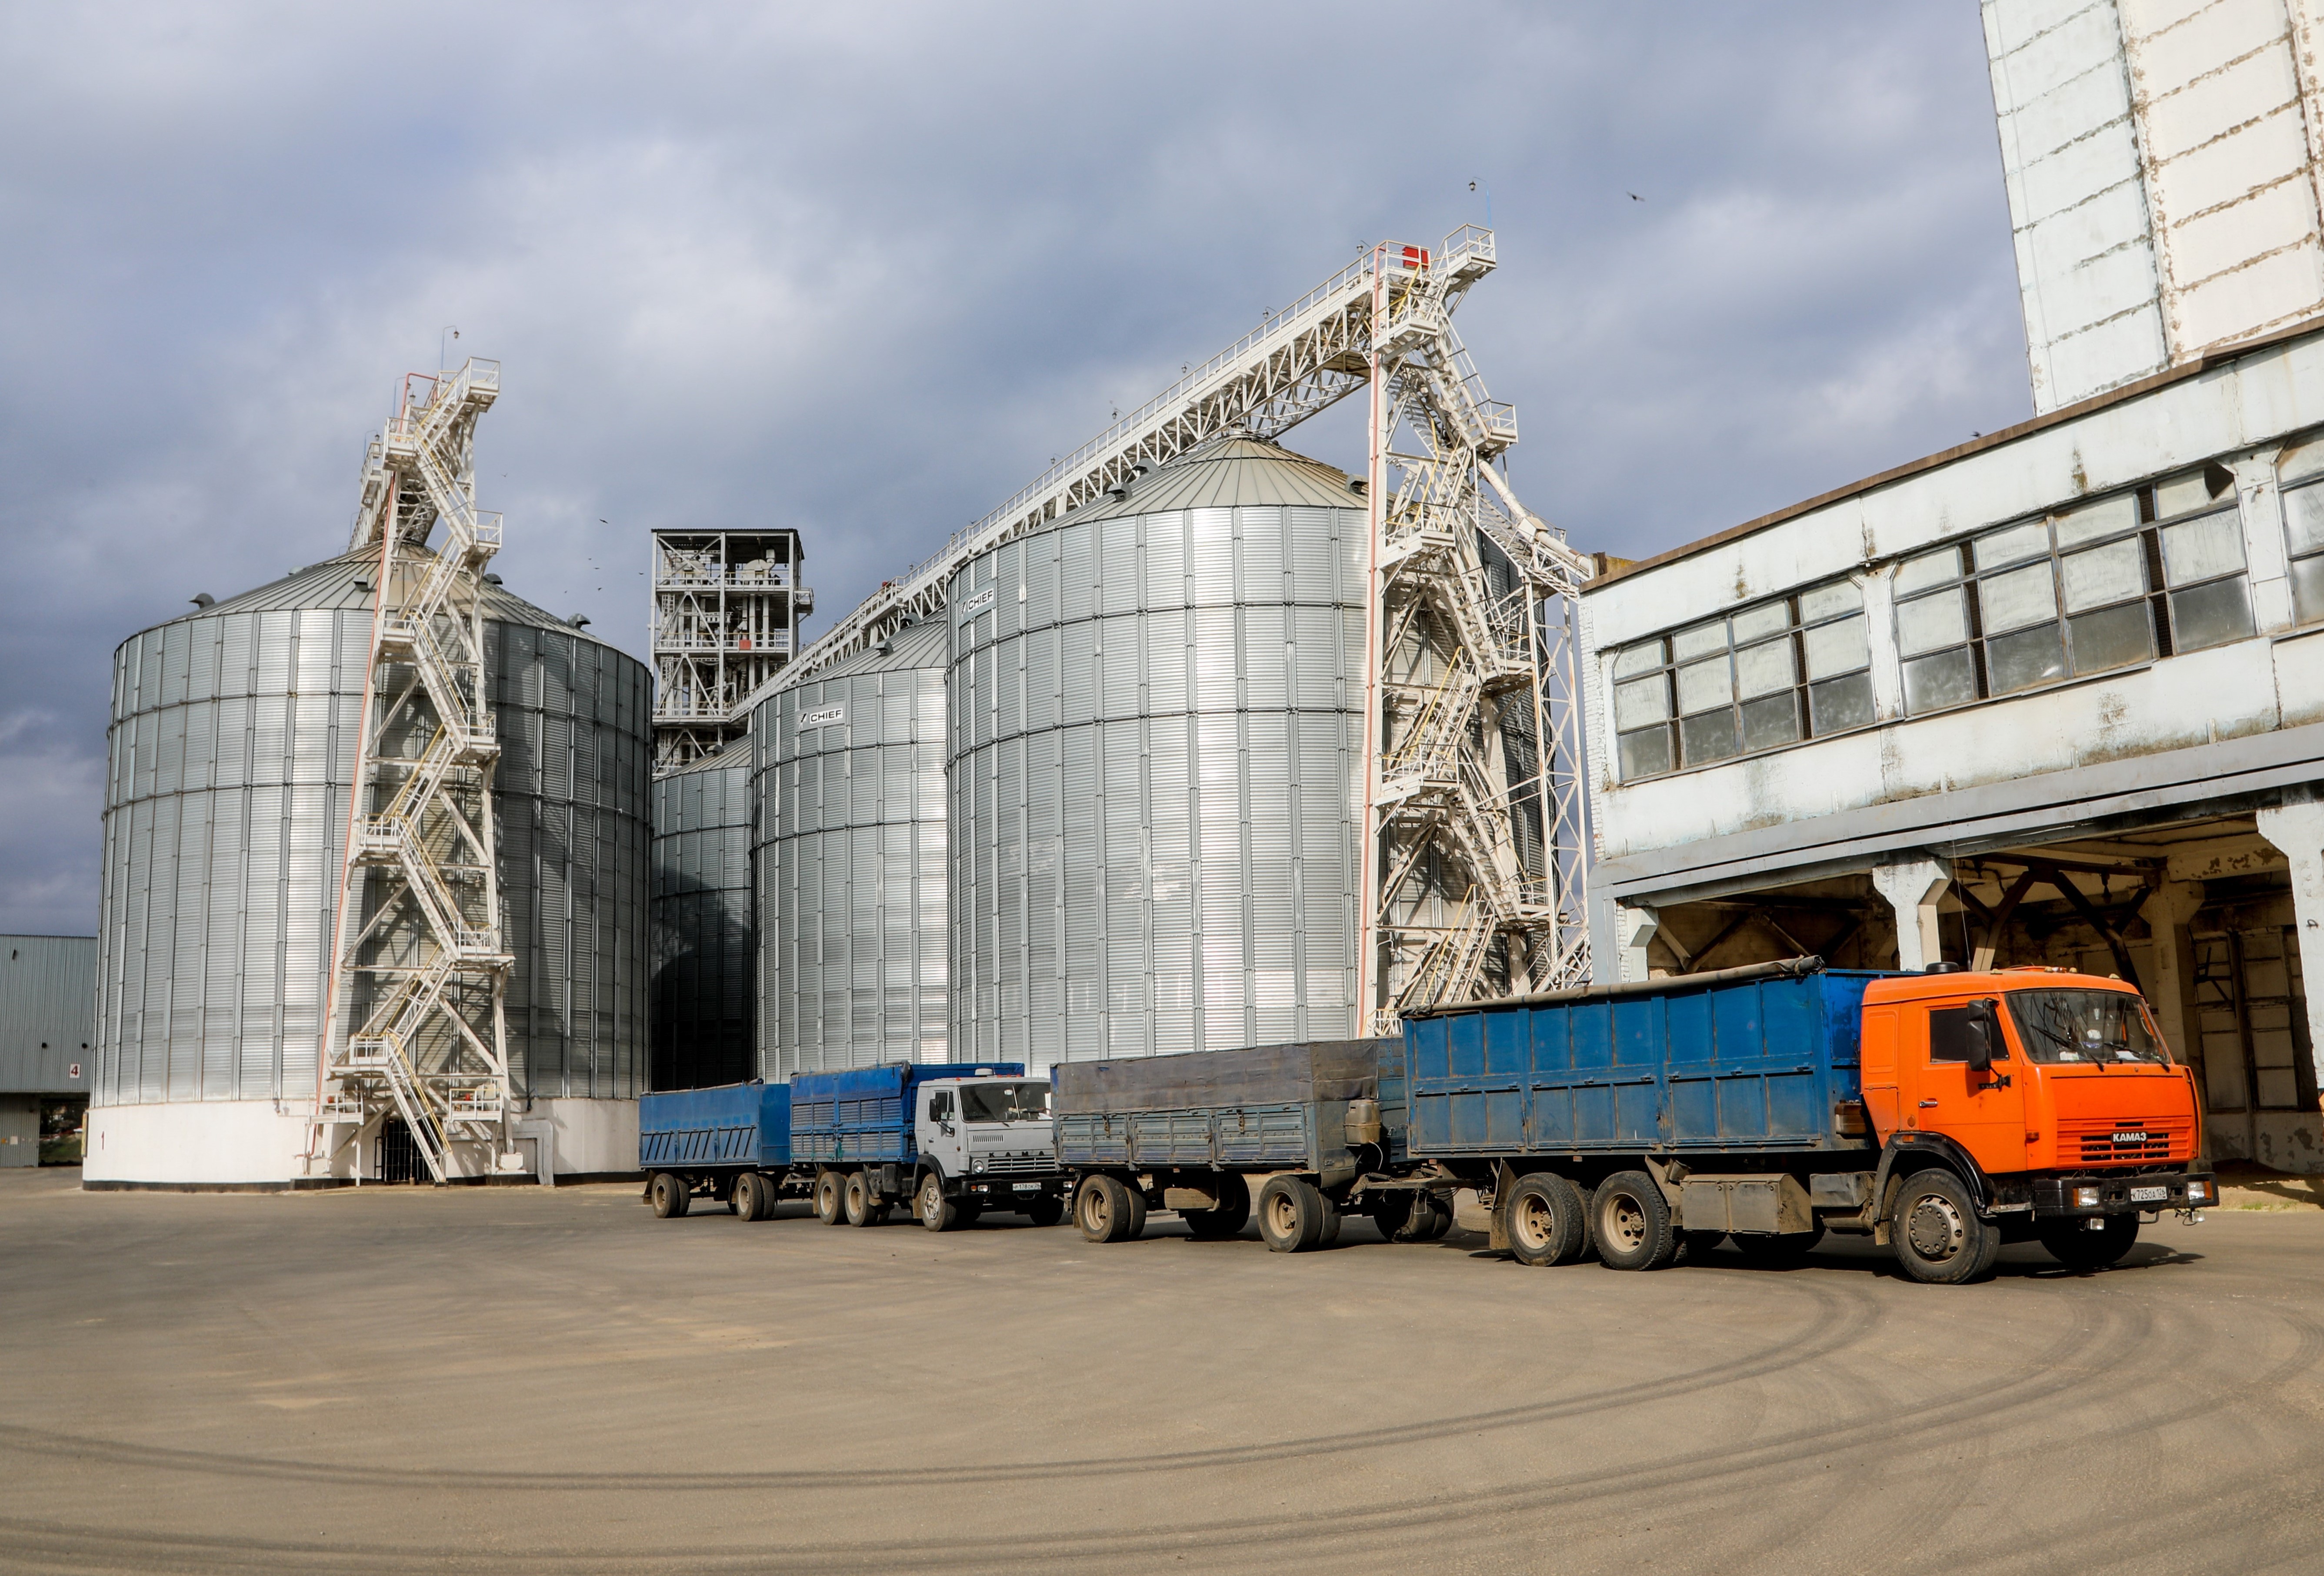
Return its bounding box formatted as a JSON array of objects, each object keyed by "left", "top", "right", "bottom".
[{"left": 912, "top": 1075, "right": 1067, "bottom": 1232}]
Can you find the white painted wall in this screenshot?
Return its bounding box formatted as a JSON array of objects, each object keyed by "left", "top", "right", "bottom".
[
  {"left": 1986, "top": 0, "right": 2324, "bottom": 412},
  {"left": 85, "top": 1097, "right": 640, "bottom": 1187}
]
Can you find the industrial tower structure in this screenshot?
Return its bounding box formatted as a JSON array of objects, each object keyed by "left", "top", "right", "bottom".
[
  {"left": 746, "top": 227, "right": 1592, "bottom": 1028},
  {"left": 319, "top": 359, "right": 514, "bottom": 1183},
  {"left": 650, "top": 529, "right": 811, "bottom": 769}
]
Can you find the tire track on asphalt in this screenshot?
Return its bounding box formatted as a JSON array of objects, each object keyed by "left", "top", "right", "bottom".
[
  {"left": 21, "top": 1284, "right": 2319, "bottom": 1574},
  {"left": 0, "top": 1275, "right": 1882, "bottom": 1492}
]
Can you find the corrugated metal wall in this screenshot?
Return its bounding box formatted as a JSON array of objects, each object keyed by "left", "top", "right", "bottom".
[
  {"left": 754, "top": 619, "right": 949, "bottom": 1077},
  {"left": 0, "top": 936, "right": 95, "bottom": 1093},
  {"left": 650, "top": 749, "right": 754, "bottom": 1088},
  {"left": 948, "top": 498, "right": 1366, "bottom": 1063},
  {"left": 93, "top": 556, "right": 652, "bottom": 1109}
]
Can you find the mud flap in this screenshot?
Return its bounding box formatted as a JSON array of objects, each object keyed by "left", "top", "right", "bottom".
[{"left": 1487, "top": 1161, "right": 1514, "bottom": 1254}]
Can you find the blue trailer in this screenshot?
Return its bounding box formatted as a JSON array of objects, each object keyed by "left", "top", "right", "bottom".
[
  {"left": 639, "top": 1062, "right": 1072, "bottom": 1229},
  {"left": 1402, "top": 958, "right": 1889, "bottom": 1268}
]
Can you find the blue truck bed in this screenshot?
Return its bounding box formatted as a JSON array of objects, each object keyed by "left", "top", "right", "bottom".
[
  {"left": 787, "top": 1062, "right": 1023, "bottom": 1167},
  {"left": 638, "top": 1081, "right": 793, "bottom": 1170},
  {"left": 1404, "top": 963, "right": 1880, "bottom": 1157}
]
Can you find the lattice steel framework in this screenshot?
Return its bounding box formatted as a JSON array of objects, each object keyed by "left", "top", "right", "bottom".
[
  {"left": 319, "top": 359, "right": 513, "bottom": 1183},
  {"left": 651, "top": 529, "right": 810, "bottom": 770},
  {"left": 751, "top": 228, "right": 1593, "bottom": 1025}
]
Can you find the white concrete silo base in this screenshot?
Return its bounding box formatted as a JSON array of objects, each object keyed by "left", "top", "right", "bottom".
[{"left": 83, "top": 1098, "right": 640, "bottom": 1189}]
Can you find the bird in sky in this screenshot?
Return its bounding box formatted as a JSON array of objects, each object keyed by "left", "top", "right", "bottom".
[{"left": 1628, "top": 192, "right": 1643, "bottom": 202}]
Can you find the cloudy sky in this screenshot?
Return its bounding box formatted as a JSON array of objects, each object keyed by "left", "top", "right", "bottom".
[{"left": 0, "top": 3, "right": 2030, "bottom": 936}]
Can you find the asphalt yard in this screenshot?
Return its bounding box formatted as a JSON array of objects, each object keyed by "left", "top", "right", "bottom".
[{"left": 3, "top": 1167, "right": 2319, "bottom": 1575}]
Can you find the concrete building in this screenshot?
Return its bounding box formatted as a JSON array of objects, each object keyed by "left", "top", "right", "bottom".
[
  {"left": 1987, "top": 0, "right": 2324, "bottom": 413},
  {"left": 0, "top": 936, "right": 94, "bottom": 1165},
  {"left": 1583, "top": 318, "right": 2324, "bottom": 1174},
  {"left": 1577, "top": 1, "right": 2324, "bottom": 1176}
]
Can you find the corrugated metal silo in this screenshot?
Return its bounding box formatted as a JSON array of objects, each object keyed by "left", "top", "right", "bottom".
[
  {"left": 948, "top": 435, "right": 1366, "bottom": 1065},
  {"left": 754, "top": 617, "right": 949, "bottom": 1076},
  {"left": 88, "top": 546, "right": 652, "bottom": 1185},
  {"left": 650, "top": 739, "right": 754, "bottom": 1088}
]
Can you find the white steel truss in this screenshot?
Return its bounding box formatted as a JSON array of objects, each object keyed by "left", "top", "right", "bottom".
[
  {"left": 319, "top": 358, "right": 513, "bottom": 1184},
  {"left": 751, "top": 227, "right": 1593, "bottom": 1023},
  {"left": 651, "top": 529, "right": 810, "bottom": 770}
]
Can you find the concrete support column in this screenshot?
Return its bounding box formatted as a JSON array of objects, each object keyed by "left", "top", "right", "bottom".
[
  {"left": 2255, "top": 801, "right": 2324, "bottom": 1102},
  {"left": 1614, "top": 903, "right": 1660, "bottom": 983},
  {"left": 2142, "top": 880, "right": 2207, "bottom": 1072},
  {"left": 1873, "top": 858, "right": 1952, "bottom": 972},
  {"left": 1861, "top": 565, "right": 1905, "bottom": 722}
]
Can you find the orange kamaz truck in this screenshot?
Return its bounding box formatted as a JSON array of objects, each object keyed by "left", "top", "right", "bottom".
[{"left": 1399, "top": 956, "right": 2215, "bottom": 1283}]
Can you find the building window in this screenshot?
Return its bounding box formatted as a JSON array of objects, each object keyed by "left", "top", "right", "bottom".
[
  {"left": 1894, "top": 467, "right": 2244, "bottom": 715},
  {"left": 2281, "top": 471, "right": 2324, "bottom": 625},
  {"left": 1610, "top": 577, "right": 1870, "bottom": 781}
]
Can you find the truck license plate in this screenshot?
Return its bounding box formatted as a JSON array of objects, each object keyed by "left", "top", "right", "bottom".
[
  {"left": 2129, "top": 1186, "right": 2167, "bottom": 1203},
  {"left": 1012, "top": 1182, "right": 1039, "bottom": 1191}
]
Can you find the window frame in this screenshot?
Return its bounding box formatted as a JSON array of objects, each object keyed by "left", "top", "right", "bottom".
[{"left": 1609, "top": 576, "right": 1872, "bottom": 783}]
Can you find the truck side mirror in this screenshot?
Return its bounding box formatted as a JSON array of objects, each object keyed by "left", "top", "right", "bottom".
[{"left": 1964, "top": 1000, "right": 1997, "bottom": 1073}]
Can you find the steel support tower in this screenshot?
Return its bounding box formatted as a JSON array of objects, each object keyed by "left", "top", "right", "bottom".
[
  {"left": 745, "top": 227, "right": 1593, "bottom": 1025},
  {"left": 650, "top": 528, "right": 810, "bottom": 770},
  {"left": 318, "top": 359, "right": 514, "bottom": 1184}
]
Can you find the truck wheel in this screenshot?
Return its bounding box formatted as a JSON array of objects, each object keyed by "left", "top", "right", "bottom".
[
  {"left": 1257, "top": 1176, "right": 1330, "bottom": 1253},
  {"left": 2038, "top": 1215, "right": 2138, "bottom": 1269},
  {"left": 1076, "top": 1175, "right": 1140, "bottom": 1243},
  {"left": 843, "top": 1171, "right": 888, "bottom": 1227},
  {"left": 1594, "top": 1171, "right": 1677, "bottom": 1271},
  {"left": 1504, "top": 1173, "right": 1589, "bottom": 1267},
  {"left": 917, "top": 1172, "right": 959, "bottom": 1233},
  {"left": 730, "top": 1172, "right": 761, "bottom": 1222},
  {"left": 813, "top": 1170, "right": 845, "bottom": 1226},
  {"left": 649, "top": 1172, "right": 690, "bottom": 1219},
  {"left": 1023, "top": 1195, "right": 1065, "bottom": 1228},
  {"left": 1891, "top": 1169, "right": 1998, "bottom": 1284}
]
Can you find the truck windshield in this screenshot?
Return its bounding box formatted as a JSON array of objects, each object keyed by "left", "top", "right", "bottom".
[
  {"left": 2005, "top": 989, "right": 2170, "bottom": 1067},
  {"left": 959, "top": 1082, "right": 1050, "bottom": 1123}
]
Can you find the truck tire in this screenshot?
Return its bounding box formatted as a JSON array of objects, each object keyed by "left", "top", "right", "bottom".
[
  {"left": 1182, "top": 1179, "right": 1250, "bottom": 1239},
  {"left": 1023, "top": 1195, "right": 1065, "bottom": 1228},
  {"left": 843, "top": 1171, "right": 888, "bottom": 1227},
  {"left": 731, "top": 1172, "right": 764, "bottom": 1222},
  {"left": 1504, "top": 1173, "right": 1589, "bottom": 1267},
  {"left": 813, "top": 1170, "right": 845, "bottom": 1226},
  {"left": 1594, "top": 1171, "right": 1678, "bottom": 1271},
  {"left": 2039, "top": 1215, "right": 2138, "bottom": 1269},
  {"left": 1891, "top": 1168, "right": 1998, "bottom": 1284},
  {"left": 1257, "top": 1176, "right": 1330, "bottom": 1253},
  {"left": 1076, "top": 1175, "right": 1142, "bottom": 1243},
  {"left": 649, "top": 1172, "right": 690, "bottom": 1219},
  {"left": 1733, "top": 1221, "right": 1825, "bottom": 1265},
  {"left": 917, "top": 1172, "right": 960, "bottom": 1232}
]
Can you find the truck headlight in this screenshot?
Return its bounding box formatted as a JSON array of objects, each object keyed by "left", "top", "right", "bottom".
[
  {"left": 2185, "top": 1179, "right": 2213, "bottom": 1205},
  {"left": 971, "top": 1156, "right": 986, "bottom": 1173},
  {"left": 2071, "top": 1185, "right": 2102, "bottom": 1209}
]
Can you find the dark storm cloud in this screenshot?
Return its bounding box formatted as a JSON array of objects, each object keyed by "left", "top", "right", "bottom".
[{"left": 0, "top": 3, "right": 2028, "bottom": 934}]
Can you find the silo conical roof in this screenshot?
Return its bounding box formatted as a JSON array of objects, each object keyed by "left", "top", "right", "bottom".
[{"left": 1067, "top": 434, "right": 1362, "bottom": 523}]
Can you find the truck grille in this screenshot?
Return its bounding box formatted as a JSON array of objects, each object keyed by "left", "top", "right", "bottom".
[
  {"left": 2058, "top": 1116, "right": 2192, "bottom": 1165},
  {"left": 980, "top": 1152, "right": 1056, "bottom": 1176}
]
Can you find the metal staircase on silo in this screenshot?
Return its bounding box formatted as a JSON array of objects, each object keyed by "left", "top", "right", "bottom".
[{"left": 317, "top": 359, "right": 515, "bottom": 1184}]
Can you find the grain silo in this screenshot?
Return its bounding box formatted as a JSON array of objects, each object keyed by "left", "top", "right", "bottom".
[
  {"left": 754, "top": 616, "right": 949, "bottom": 1077},
  {"left": 87, "top": 546, "right": 652, "bottom": 1185},
  {"left": 948, "top": 434, "right": 1367, "bottom": 1065},
  {"left": 650, "top": 738, "right": 754, "bottom": 1089}
]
